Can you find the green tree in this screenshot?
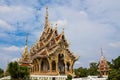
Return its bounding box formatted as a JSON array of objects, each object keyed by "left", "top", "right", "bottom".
[
  {"left": 8, "top": 61, "right": 19, "bottom": 80},
  {"left": 0, "top": 68, "right": 4, "bottom": 78},
  {"left": 8, "top": 61, "right": 30, "bottom": 80},
  {"left": 88, "top": 62, "right": 99, "bottom": 75},
  {"left": 19, "top": 66, "right": 30, "bottom": 80},
  {"left": 107, "top": 56, "right": 120, "bottom": 80},
  {"left": 108, "top": 69, "right": 120, "bottom": 80},
  {"left": 112, "top": 56, "right": 120, "bottom": 69},
  {"left": 74, "top": 67, "right": 88, "bottom": 77},
  {"left": 67, "top": 75, "right": 72, "bottom": 80}
]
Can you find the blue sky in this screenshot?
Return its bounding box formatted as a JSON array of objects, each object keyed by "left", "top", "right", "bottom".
[{"left": 0, "top": 0, "right": 120, "bottom": 69}]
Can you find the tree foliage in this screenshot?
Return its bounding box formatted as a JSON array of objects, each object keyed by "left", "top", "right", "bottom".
[
  {"left": 88, "top": 62, "right": 99, "bottom": 75},
  {"left": 8, "top": 61, "right": 30, "bottom": 80},
  {"left": 67, "top": 75, "right": 72, "bottom": 80},
  {"left": 74, "top": 62, "right": 99, "bottom": 78},
  {"left": 108, "top": 69, "right": 120, "bottom": 80},
  {"left": 0, "top": 68, "right": 4, "bottom": 78},
  {"left": 74, "top": 67, "right": 88, "bottom": 77},
  {"left": 8, "top": 61, "right": 19, "bottom": 79},
  {"left": 19, "top": 66, "right": 30, "bottom": 80},
  {"left": 112, "top": 56, "right": 120, "bottom": 69},
  {"left": 107, "top": 56, "right": 120, "bottom": 80}
]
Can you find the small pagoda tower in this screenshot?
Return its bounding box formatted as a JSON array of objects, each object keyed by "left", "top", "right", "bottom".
[
  {"left": 19, "top": 34, "right": 32, "bottom": 68},
  {"left": 98, "top": 48, "right": 110, "bottom": 77}
]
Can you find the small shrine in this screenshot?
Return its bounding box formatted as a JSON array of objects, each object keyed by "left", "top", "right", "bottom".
[{"left": 98, "top": 48, "right": 110, "bottom": 77}]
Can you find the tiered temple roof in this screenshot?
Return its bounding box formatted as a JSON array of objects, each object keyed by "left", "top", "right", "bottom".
[{"left": 29, "top": 7, "right": 78, "bottom": 61}]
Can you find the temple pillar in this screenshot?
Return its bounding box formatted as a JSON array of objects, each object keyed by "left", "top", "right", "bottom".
[
  {"left": 70, "top": 61, "right": 73, "bottom": 73},
  {"left": 48, "top": 58, "right": 52, "bottom": 73},
  {"left": 30, "top": 67, "right": 32, "bottom": 73},
  {"left": 39, "top": 60, "right": 41, "bottom": 73},
  {"left": 32, "top": 67, "right": 33, "bottom": 73},
  {"left": 50, "top": 60, "right": 52, "bottom": 73},
  {"left": 64, "top": 61, "right": 67, "bottom": 74},
  {"left": 33, "top": 65, "right": 34, "bottom": 73},
  {"left": 36, "top": 62, "right": 39, "bottom": 72},
  {"left": 34, "top": 63, "right": 36, "bottom": 72},
  {"left": 56, "top": 60, "right": 59, "bottom": 74},
  {"left": 69, "top": 64, "right": 72, "bottom": 73},
  {"left": 35, "top": 64, "right": 36, "bottom": 73}
]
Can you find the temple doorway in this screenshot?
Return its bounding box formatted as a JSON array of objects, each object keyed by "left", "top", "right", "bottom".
[
  {"left": 41, "top": 58, "right": 50, "bottom": 72},
  {"left": 58, "top": 54, "right": 65, "bottom": 74}
]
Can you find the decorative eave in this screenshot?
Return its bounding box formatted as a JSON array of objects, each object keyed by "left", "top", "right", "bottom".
[{"left": 66, "top": 48, "right": 79, "bottom": 60}]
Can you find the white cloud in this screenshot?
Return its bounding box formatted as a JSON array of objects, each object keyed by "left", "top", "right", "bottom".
[
  {"left": 0, "top": 33, "right": 8, "bottom": 38},
  {"left": 2, "top": 45, "right": 24, "bottom": 52},
  {"left": 55, "top": 20, "right": 67, "bottom": 28},
  {"left": 0, "top": 19, "right": 15, "bottom": 31},
  {"left": 85, "top": 0, "right": 120, "bottom": 27},
  {"left": 0, "top": 45, "right": 24, "bottom": 69},
  {"left": 109, "top": 41, "right": 120, "bottom": 48},
  {"left": 0, "top": 5, "right": 36, "bottom": 24}
]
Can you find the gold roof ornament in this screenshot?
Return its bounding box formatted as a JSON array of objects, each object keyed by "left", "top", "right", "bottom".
[
  {"left": 23, "top": 33, "right": 29, "bottom": 56},
  {"left": 62, "top": 27, "right": 64, "bottom": 31},
  {"left": 45, "top": 6, "right": 49, "bottom": 29}
]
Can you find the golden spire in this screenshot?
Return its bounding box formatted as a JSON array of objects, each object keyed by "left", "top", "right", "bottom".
[
  {"left": 62, "top": 27, "right": 65, "bottom": 34},
  {"left": 62, "top": 27, "right": 64, "bottom": 31},
  {"left": 23, "top": 33, "right": 29, "bottom": 55},
  {"left": 45, "top": 6, "right": 49, "bottom": 28},
  {"left": 26, "top": 33, "right": 28, "bottom": 46},
  {"left": 101, "top": 48, "right": 103, "bottom": 56}
]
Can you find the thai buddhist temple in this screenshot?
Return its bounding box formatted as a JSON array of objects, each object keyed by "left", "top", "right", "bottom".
[
  {"left": 98, "top": 48, "right": 110, "bottom": 77},
  {"left": 19, "top": 6, "right": 78, "bottom": 79}
]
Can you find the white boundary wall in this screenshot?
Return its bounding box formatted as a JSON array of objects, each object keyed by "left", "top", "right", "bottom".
[
  {"left": 72, "top": 76, "right": 107, "bottom": 80},
  {"left": 0, "top": 76, "right": 10, "bottom": 80},
  {"left": 30, "top": 75, "right": 67, "bottom": 80},
  {"left": 0, "top": 75, "right": 67, "bottom": 80}
]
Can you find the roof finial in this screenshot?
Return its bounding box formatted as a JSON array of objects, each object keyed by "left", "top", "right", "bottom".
[
  {"left": 46, "top": 6, "right": 48, "bottom": 17},
  {"left": 62, "top": 27, "right": 64, "bottom": 31},
  {"left": 45, "top": 6, "right": 49, "bottom": 28},
  {"left": 62, "top": 27, "right": 65, "bottom": 33},
  {"left": 101, "top": 48, "right": 103, "bottom": 56},
  {"left": 26, "top": 33, "right": 28, "bottom": 46}
]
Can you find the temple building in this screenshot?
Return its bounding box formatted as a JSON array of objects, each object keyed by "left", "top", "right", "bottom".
[
  {"left": 98, "top": 48, "right": 110, "bottom": 77},
  {"left": 19, "top": 7, "right": 78, "bottom": 78}
]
